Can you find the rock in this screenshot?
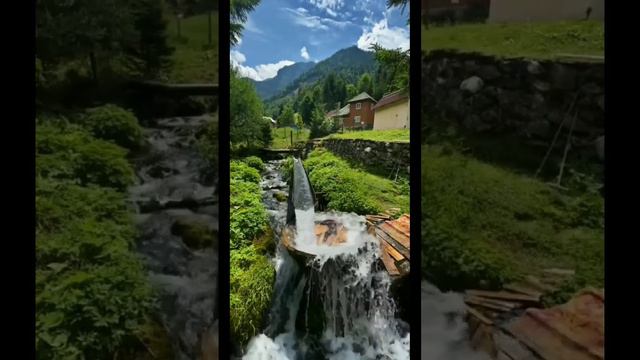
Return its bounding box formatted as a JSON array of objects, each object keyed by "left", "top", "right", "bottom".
[
  {"left": 581, "top": 83, "right": 602, "bottom": 95},
  {"left": 533, "top": 80, "right": 551, "bottom": 92},
  {"left": 460, "top": 76, "right": 484, "bottom": 93},
  {"left": 526, "top": 60, "right": 544, "bottom": 75},
  {"left": 595, "top": 136, "right": 604, "bottom": 161},
  {"left": 478, "top": 65, "right": 501, "bottom": 80},
  {"left": 550, "top": 64, "right": 577, "bottom": 90},
  {"left": 171, "top": 217, "right": 218, "bottom": 250},
  {"left": 464, "top": 60, "right": 479, "bottom": 72},
  {"left": 273, "top": 191, "right": 287, "bottom": 202},
  {"left": 364, "top": 146, "right": 372, "bottom": 153}
]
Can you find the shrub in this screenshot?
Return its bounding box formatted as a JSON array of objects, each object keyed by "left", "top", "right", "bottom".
[
  {"left": 230, "top": 179, "right": 269, "bottom": 249},
  {"left": 36, "top": 125, "right": 134, "bottom": 191},
  {"left": 242, "top": 156, "right": 265, "bottom": 172},
  {"left": 230, "top": 160, "right": 261, "bottom": 184},
  {"left": 230, "top": 246, "right": 275, "bottom": 347},
  {"left": 197, "top": 118, "right": 219, "bottom": 171},
  {"left": 80, "top": 104, "right": 143, "bottom": 150}
]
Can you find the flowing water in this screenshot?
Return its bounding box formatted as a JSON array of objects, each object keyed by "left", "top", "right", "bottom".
[
  {"left": 128, "top": 115, "right": 218, "bottom": 359},
  {"left": 244, "top": 159, "right": 410, "bottom": 360}
]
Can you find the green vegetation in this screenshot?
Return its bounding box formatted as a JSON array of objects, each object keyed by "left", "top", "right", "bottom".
[
  {"left": 422, "top": 21, "right": 604, "bottom": 59},
  {"left": 328, "top": 129, "right": 410, "bottom": 142},
  {"left": 305, "top": 149, "right": 409, "bottom": 215},
  {"left": 230, "top": 69, "right": 272, "bottom": 151},
  {"left": 422, "top": 146, "right": 604, "bottom": 300},
  {"left": 36, "top": 124, "right": 135, "bottom": 191},
  {"left": 271, "top": 127, "right": 311, "bottom": 149},
  {"left": 168, "top": 13, "right": 218, "bottom": 83},
  {"left": 229, "top": 158, "right": 275, "bottom": 349},
  {"left": 36, "top": 117, "right": 153, "bottom": 358},
  {"left": 242, "top": 156, "right": 266, "bottom": 172},
  {"left": 80, "top": 104, "right": 144, "bottom": 149}
]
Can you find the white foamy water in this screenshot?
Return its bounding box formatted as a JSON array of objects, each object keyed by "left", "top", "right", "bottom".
[{"left": 244, "top": 211, "right": 410, "bottom": 360}]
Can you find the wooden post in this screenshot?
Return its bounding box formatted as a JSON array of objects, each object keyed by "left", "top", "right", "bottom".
[{"left": 290, "top": 130, "right": 293, "bottom": 147}]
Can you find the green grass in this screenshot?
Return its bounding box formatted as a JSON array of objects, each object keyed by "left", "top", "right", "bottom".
[
  {"left": 422, "top": 21, "right": 604, "bottom": 59},
  {"left": 168, "top": 13, "right": 218, "bottom": 83},
  {"left": 305, "top": 149, "right": 410, "bottom": 215},
  {"left": 328, "top": 129, "right": 410, "bottom": 142},
  {"left": 270, "top": 127, "right": 310, "bottom": 149},
  {"left": 422, "top": 145, "right": 604, "bottom": 300}
]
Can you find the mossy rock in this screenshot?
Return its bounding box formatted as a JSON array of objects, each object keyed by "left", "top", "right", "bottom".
[
  {"left": 133, "top": 317, "right": 175, "bottom": 360},
  {"left": 273, "top": 191, "right": 287, "bottom": 202},
  {"left": 171, "top": 218, "right": 218, "bottom": 250},
  {"left": 254, "top": 227, "right": 276, "bottom": 254}
]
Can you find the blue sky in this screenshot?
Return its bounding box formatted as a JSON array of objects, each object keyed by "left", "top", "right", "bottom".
[{"left": 231, "top": 0, "right": 410, "bottom": 81}]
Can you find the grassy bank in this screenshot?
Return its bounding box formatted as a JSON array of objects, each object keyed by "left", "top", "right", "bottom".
[
  {"left": 422, "top": 21, "right": 604, "bottom": 59},
  {"left": 168, "top": 13, "right": 218, "bottom": 83},
  {"left": 35, "top": 107, "right": 156, "bottom": 358},
  {"left": 421, "top": 145, "right": 603, "bottom": 302},
  {"left": 229, "top": 158, "right": 275, "bottom": 348},
  {"left": 271, "top": 127, "right": 310, "bottom": 149},
  {"left": 328, "top": 129, "right": 409, "bottom": 142},
  {"left": 303, "top": 149, "right": 409, "bottom": 215}
]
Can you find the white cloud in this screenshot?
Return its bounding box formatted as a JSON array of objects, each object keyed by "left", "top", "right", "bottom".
[
  {"left": 283, "top": 7, "right": 352, "bottom": 31},
  {"left": 230, "top": 50, "right": 294, "bottom": 81},
  {"left": 357, "top": 18, "right": 410, "bottom": 52},
  {"left": 300, "top": 46, "right": 310, "bottom": 61},
  {"left": 326, "top": 8, "right": 337, "bottom": 17},
  {"left": 309, "top": 0, "right": 344, "bottom": 11},
  {"left": 245, "top": 16, "right": 263, "bottom": 34}
]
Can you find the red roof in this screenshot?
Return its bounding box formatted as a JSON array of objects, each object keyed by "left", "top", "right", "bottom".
[{"left": 372, "top": 90, "right": 408, "bottom": 111}]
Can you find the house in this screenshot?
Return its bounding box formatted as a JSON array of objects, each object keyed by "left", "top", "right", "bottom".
[
  {"left": 372, "top": 90, "right": 410, "bottom": 130},
  {"left": 488, "top": 0, "right": 604, "bottom": 22},
  {"left": 325, "top": 104, "right": 350, "bottom": 129},
  {"left": 343, "top": 92, "right": 376, "bottom": 130}
]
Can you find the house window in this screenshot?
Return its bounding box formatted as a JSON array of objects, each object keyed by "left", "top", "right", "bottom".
[
  {"left": 354, "top": 116, "right": 361, "bottom": 124},
  {"left": 355, "top": 102, "right": 361, "bottom": 110}
]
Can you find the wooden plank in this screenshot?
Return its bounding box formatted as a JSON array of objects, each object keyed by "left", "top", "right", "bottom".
[
  {"left": 504, "top": 284, "right": 543, "bottom": 299},
  {"left": 493, "top": 331, "right": 538, "bottom": 360},
  {"left": 465, "top": 297, "right": 512, "bottom": 313},
  {"left": 382, "top": 242, "right": 404, "bottom": 262},
  {"left": 375, "top": 228, "right": 410, "bottom": 260},
  {"left": 466, "top": 290, "right": 540, "bottom": 304},
  {"left": 466, "top": 295, "right": 522, "bottom": 310},
  {"left": 466, "top": 305, "right": 494, "bottom": 326},
  {"left": 379, "top": 223, "right": 410, "bottom": 249},
  {"left": 379, "top": 243, "right": 400, "bottom": 276}
]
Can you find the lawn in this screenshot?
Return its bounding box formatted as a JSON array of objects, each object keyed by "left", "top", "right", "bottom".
[
  {"left": 168, "top": 13, "right": 218, "bottom": 83},
  {"left": 304, "top": 149, "right": 410, "bottom": 215},
  {"left": 422, "top": 21, "right": 604, "bottom": 59},
  {"left": 422, "top": 145, "right": 603, "bottom": 302},
  {"left": 328, "top": 129, "right": 410, "bottom": 142},
  {"left": 270, "top": 127, "right": 310, "bottom": 149}
]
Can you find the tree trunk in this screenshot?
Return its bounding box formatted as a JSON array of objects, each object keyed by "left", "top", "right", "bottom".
[
  {"left": 89, "top": 51, "right": 98, "bottom": 83},
  {"left": 208, "top": 11, "right": 212, "bottom": 45}
]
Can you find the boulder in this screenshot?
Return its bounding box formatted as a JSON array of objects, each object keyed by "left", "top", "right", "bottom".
[{"left": 460, "top": 76, "right": 484, "bottom": 93}]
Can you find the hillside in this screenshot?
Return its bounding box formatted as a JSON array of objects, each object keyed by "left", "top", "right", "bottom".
[
  {"left": 251, "top": 62, "right": 314, "bottom": 100},
  {"left": 267, "top": 46, "right": 376, "bottom": 103}
]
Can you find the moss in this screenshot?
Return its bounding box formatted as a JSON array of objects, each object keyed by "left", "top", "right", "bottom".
[
  {"left": 133, "top": 317, "right": 175, "bottom": 360},
  {"left": 230, "top": 161, "right": 261, "bottom": 183},
  {"left": 242, "top": 156, "right": 266, "bottom": 172},
  {"left": 230, "top": 246, "right": 275, "bottom": 348},
  {"left": 253, "top": 227, "right": 276, "bottom": 255},
  {"left": 273, "top": 191, "right": 287, "bottom": 203},
  {"left": 80, "top": 104, "right": 144, "bottom": 150},
  {"left": 171, "top": 218, "right": 218, "bottom": 250}
]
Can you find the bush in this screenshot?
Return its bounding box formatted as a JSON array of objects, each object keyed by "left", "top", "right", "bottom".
[
  {"left": 230, "top": 179, "right": 269, "bottom": 249},
  {"left": 230, "top": 160, "right": 261, "bottom": 184},
  {"left": 36, "top": 125, "right": 135, "bottom": 191},
  {"left": 35, "top": 179, "right": 151, "bottom": 359},
  {"left": 242, "top": 156, "right": 265, "bottom": 172},
  {"left": 80, "top": 104, "right": 143, "bottom": 150},
  {"left": 230, "top": 246, "right": 275, "bottom": 347},
  {"left": 197, "top": 118, "right": 219, "bottom": 171}
]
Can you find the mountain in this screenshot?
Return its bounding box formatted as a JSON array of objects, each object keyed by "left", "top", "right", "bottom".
[
  {"left": 250, "top": 62, "right": 315, "bottom": 100},
  {"left": 270, "top": 46, "right": 376, "bottom": 101}
]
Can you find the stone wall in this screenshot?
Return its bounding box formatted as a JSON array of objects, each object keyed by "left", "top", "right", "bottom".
[
  {"left": 422, "top": 50, "right": 604, "bottom": 162},
  {"left": 321, "top": 138, "right": 411, "bottom": 175}
]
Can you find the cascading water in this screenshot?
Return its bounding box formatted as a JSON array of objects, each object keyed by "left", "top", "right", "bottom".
[{"left": 244, "top": 159, "right": 409, "bottom": 360}]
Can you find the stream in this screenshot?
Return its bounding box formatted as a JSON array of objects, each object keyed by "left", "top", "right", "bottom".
[
  {"left": 128, "top": 115, "right": 219, "bottom": 359},
  {"left": 243, "top": 159, "right": 410, "bottom": 360}
]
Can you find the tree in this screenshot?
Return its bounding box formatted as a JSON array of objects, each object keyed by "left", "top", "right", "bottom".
[
  {"left": 294, "top": 113, "right": 304, "bottom": 130},
  {"left": 357, "top": 73, "right": 373, "bottom": 95},
  {"left": 230, "top": 69, "right": 265, "bottom": 147},
  {"left": 371, "top": 44, "right": 409, "bottom": 95},
  {"left": 309, "top": 107, "right": 330, "bottom": 139},
  {"left": 125, "top": 0, "right": 174, "bottom": 79},
  {"left": 36, "top": 0, "right": 137, "bottom": 81},
  {"left": 279, "top": 104, "right": 295, "bottom": 127},
  {"left": 346, "top": 84, "right": 358, "bottom": 99},
  {"left": 231, "top": 0, "right": 261, "bottom": 46},
  {"left": 299, "top": 95, "right": 315, "bottom": 126}
]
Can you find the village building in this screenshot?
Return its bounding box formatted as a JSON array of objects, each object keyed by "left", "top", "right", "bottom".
[{"left": 372, "top": 90, "right": 410, "bottom": 130}]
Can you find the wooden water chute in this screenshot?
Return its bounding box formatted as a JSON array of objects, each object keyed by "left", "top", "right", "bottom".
[{"left": 366, "top": 211, "right": 410, "bottom": 279}]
